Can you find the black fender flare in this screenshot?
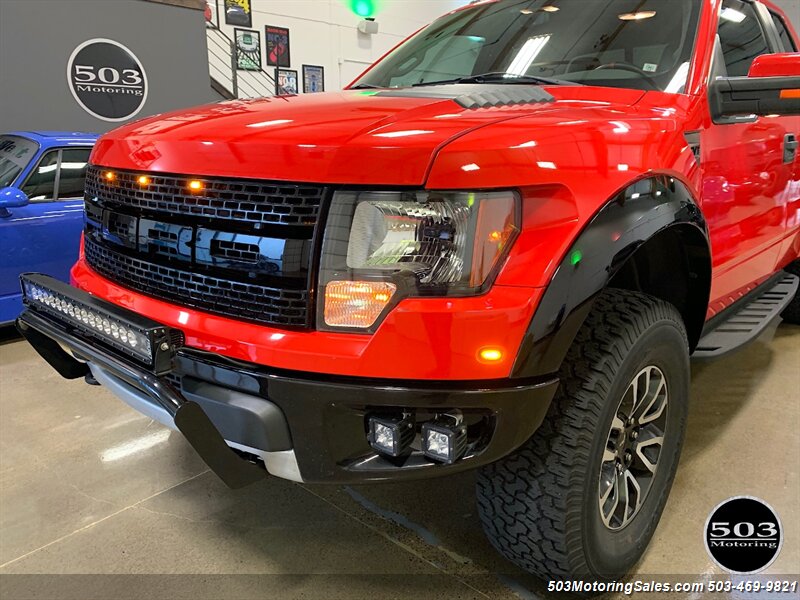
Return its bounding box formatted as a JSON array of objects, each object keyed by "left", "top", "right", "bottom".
[{"left": 511, "top": 175, "right": 710, "bottom": 379}]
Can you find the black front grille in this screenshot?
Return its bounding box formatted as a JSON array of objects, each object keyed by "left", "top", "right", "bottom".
[
  {"left": 84, "top": 166, "right": 325, "bottom": 328},
  {"left": 85, "top": 166, "right": 323, "bottom": 226}
]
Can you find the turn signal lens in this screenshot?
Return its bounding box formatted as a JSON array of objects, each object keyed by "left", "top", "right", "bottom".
[
  {"left": 478, "top": 347, "right": 504, "bottom": 363},
  {"left": 103, "top": 171, "right": 115, "bottom": 181},
  {"left": 137, "top": 175, "right": 151, "bottom": 186},
  {"left": 324, "top": 281, "right": 396, "bottom": 328},
  {"left": 188, "top": 179, "right": 204, "bottom": 191},
  {"left": 471, "top": 195, "right": 517, "bottom": 287}
]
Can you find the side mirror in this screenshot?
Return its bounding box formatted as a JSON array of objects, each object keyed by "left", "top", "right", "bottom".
[
  {"left": 0, "top": 187, "right": 29, "bottom": 217},
  {"left": 710, "top": 53, "right": 800, "bottom": 122},
  {"left": 749, "top": 53, "right": 800, "bottom": 78}
]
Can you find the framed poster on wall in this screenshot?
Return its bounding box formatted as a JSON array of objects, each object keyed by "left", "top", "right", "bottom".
[
  {"left": 224, "top": 0, "right": 252, "bottom": 28},
  {"left": 204, "top": 0, "right": 219, "bottom": 28},
  {"left": 266, "top": 26, "right": 291, "bottom": 67},
  {"left": 235, "top": 29, "right": 262, "bottom": 70},
  {"left": 276, "top": 68, "right": 298, "bottom": 96},
  {"left": 302, "top": 65, "right": 325, "bottom": 93}
]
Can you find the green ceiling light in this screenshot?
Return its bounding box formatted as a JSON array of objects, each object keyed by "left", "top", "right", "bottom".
[{"left": 351, "top": 0, "right": 375, "bottom": 17}]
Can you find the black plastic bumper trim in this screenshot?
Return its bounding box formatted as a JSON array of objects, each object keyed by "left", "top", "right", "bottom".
[
  {"left": 181, "top": 376, "right": 293, "bottom": 452},
  {"left": 174, "top": 350, "right": 560, "bottom": 484}
]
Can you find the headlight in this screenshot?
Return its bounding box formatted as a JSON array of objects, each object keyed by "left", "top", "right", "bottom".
[{"left": 318, "top": 190, "right": 519, "bottom": 330}]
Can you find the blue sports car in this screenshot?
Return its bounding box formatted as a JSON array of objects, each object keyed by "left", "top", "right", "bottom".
[{"left": 0, "top": 131, "right": 98, "bottom": 325}]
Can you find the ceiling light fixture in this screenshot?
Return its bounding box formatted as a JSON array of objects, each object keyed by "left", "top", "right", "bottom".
[
  {"left": 720, "top": 7, "right": 746, "bottom": 23},
  {"left": 373, "top": 130, "right": 433, "bottom": 138},
  {"left": 618, "top": 10, "right": 657, "bottom": 21},
  {"left": 507, "top": 34, "right": 551, "bottom": 76}
]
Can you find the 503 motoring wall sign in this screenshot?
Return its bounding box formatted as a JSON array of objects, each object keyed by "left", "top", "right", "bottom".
[{"left": 67, "top": 39, "right": 148, "bottom": 122}]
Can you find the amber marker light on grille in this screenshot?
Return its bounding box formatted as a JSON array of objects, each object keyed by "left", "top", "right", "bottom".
[
  {"left": 137, "top": 175, "right": 151, "bottom": 186},
  {"left": 103, "top": 171, "right": 116, "bottom": 181},
  {"left": 188, "top": 179, "right": 204, "bottom": 191},
  {"left": 478, "top": 347, "right": 504, "bottom": 363},
  {"left": 324, "top": 281, "right": 397, "bottom": 328}
]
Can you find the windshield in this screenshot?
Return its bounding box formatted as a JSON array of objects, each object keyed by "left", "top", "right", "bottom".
[
  {"left": 0, "top": 135, "right": 38, "bottom": 188},
  {"left": 353, "top": 0, "right": 701, "bottom": 93}
]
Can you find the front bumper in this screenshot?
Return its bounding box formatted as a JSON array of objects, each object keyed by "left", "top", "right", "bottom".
[
  {"left": 18, "top": 275, "right": 558, "bottom": 485},
  {"left": 71, "top": 257, "right": 543, "bottom": 381}
]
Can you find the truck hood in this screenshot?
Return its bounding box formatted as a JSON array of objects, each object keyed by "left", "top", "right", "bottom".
[{"left": 92, "top": 85, "right": 646, "bottom": 186}]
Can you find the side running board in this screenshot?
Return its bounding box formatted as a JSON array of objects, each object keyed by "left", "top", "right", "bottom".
[{"left": 694, "top": 273, "right": 798, "bottom": 360}]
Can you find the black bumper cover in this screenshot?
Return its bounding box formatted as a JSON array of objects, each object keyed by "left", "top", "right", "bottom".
[
  {"left": 174, "top": 350, "right": 559, "bottom": 483},
  {"left": 17, "top": 285, "right": 558, "bottom": 485}
]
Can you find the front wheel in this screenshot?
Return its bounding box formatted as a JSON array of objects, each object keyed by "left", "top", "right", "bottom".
[{"left": 476, "top": 289, "right": 690, "bottom": 579}]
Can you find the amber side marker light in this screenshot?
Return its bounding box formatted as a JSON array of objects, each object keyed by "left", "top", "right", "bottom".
[
  {"left": 324, "top": 281, "right": 396, "bottom": 328},
  {"left": 188, "top": 179, "right": 204, "bottom": 191},
  {"left": 478, "top": 347, "right": 504, "bottom": 363},
  {"left": 103, "top": 171, "right": 116, "bottom": 181},
  {"left": 137, "top": 175, "right": 151, "bottom": 186},
  {"left": 780, "top": 89, "right": 800, "bottom": 99}
]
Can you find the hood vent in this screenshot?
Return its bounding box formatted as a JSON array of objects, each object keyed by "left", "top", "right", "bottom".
[{"left": 376, "top": 84, "right": 554, "bottom": 109}]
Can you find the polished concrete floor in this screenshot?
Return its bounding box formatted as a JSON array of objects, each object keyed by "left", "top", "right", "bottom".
[{"left": 0, "top": 321, "right": 798, "bottom": 599}]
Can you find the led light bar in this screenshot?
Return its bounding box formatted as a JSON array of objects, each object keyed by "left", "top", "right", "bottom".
[{"left": 19, "top": 274, "right": 182, "bottom": 374}]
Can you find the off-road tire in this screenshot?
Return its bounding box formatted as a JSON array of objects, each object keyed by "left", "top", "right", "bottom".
[
  {"left": 781, "top": 261, "right": 800, "bottom": 325},
  {"left": 476, "top": 289, "right": 690, "bottom": 579}
]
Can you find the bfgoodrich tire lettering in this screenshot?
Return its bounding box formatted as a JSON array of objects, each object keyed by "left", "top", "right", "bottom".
[{"left": 476, "top": 289, "right": 690, "bottom": 579}]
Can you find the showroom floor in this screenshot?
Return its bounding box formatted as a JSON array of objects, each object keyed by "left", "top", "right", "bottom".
[{"left": 0, "top": 321, "right": 797, "bottom": 599}]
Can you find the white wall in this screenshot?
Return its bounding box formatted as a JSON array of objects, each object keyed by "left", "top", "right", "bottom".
[{"left": 214, "top": 0, "right": 469, "bottom": 92}]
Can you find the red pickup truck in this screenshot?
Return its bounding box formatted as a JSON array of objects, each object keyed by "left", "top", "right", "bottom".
[{"left": 17, "top": 0, "right": 799, "bottom": 580}]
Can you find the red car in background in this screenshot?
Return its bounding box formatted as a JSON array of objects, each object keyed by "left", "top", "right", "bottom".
[{"left": 17, "top": 0, "right": 800, "bottom": 580}]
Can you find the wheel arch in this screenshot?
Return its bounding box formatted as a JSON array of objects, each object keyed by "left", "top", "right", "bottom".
[{"left": 511, "top": 175, "right": 711, "bottom": 379}]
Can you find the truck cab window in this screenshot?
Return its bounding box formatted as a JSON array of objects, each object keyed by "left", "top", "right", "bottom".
[
  {"left": 769, "top": 11, "right": 797, "bottom": 52},
  {"left": 354, "top": 0, "right": 702, "bottom": 92},
  {"left": 717, "top": 0, "right": 770, "bottom": 77}
]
